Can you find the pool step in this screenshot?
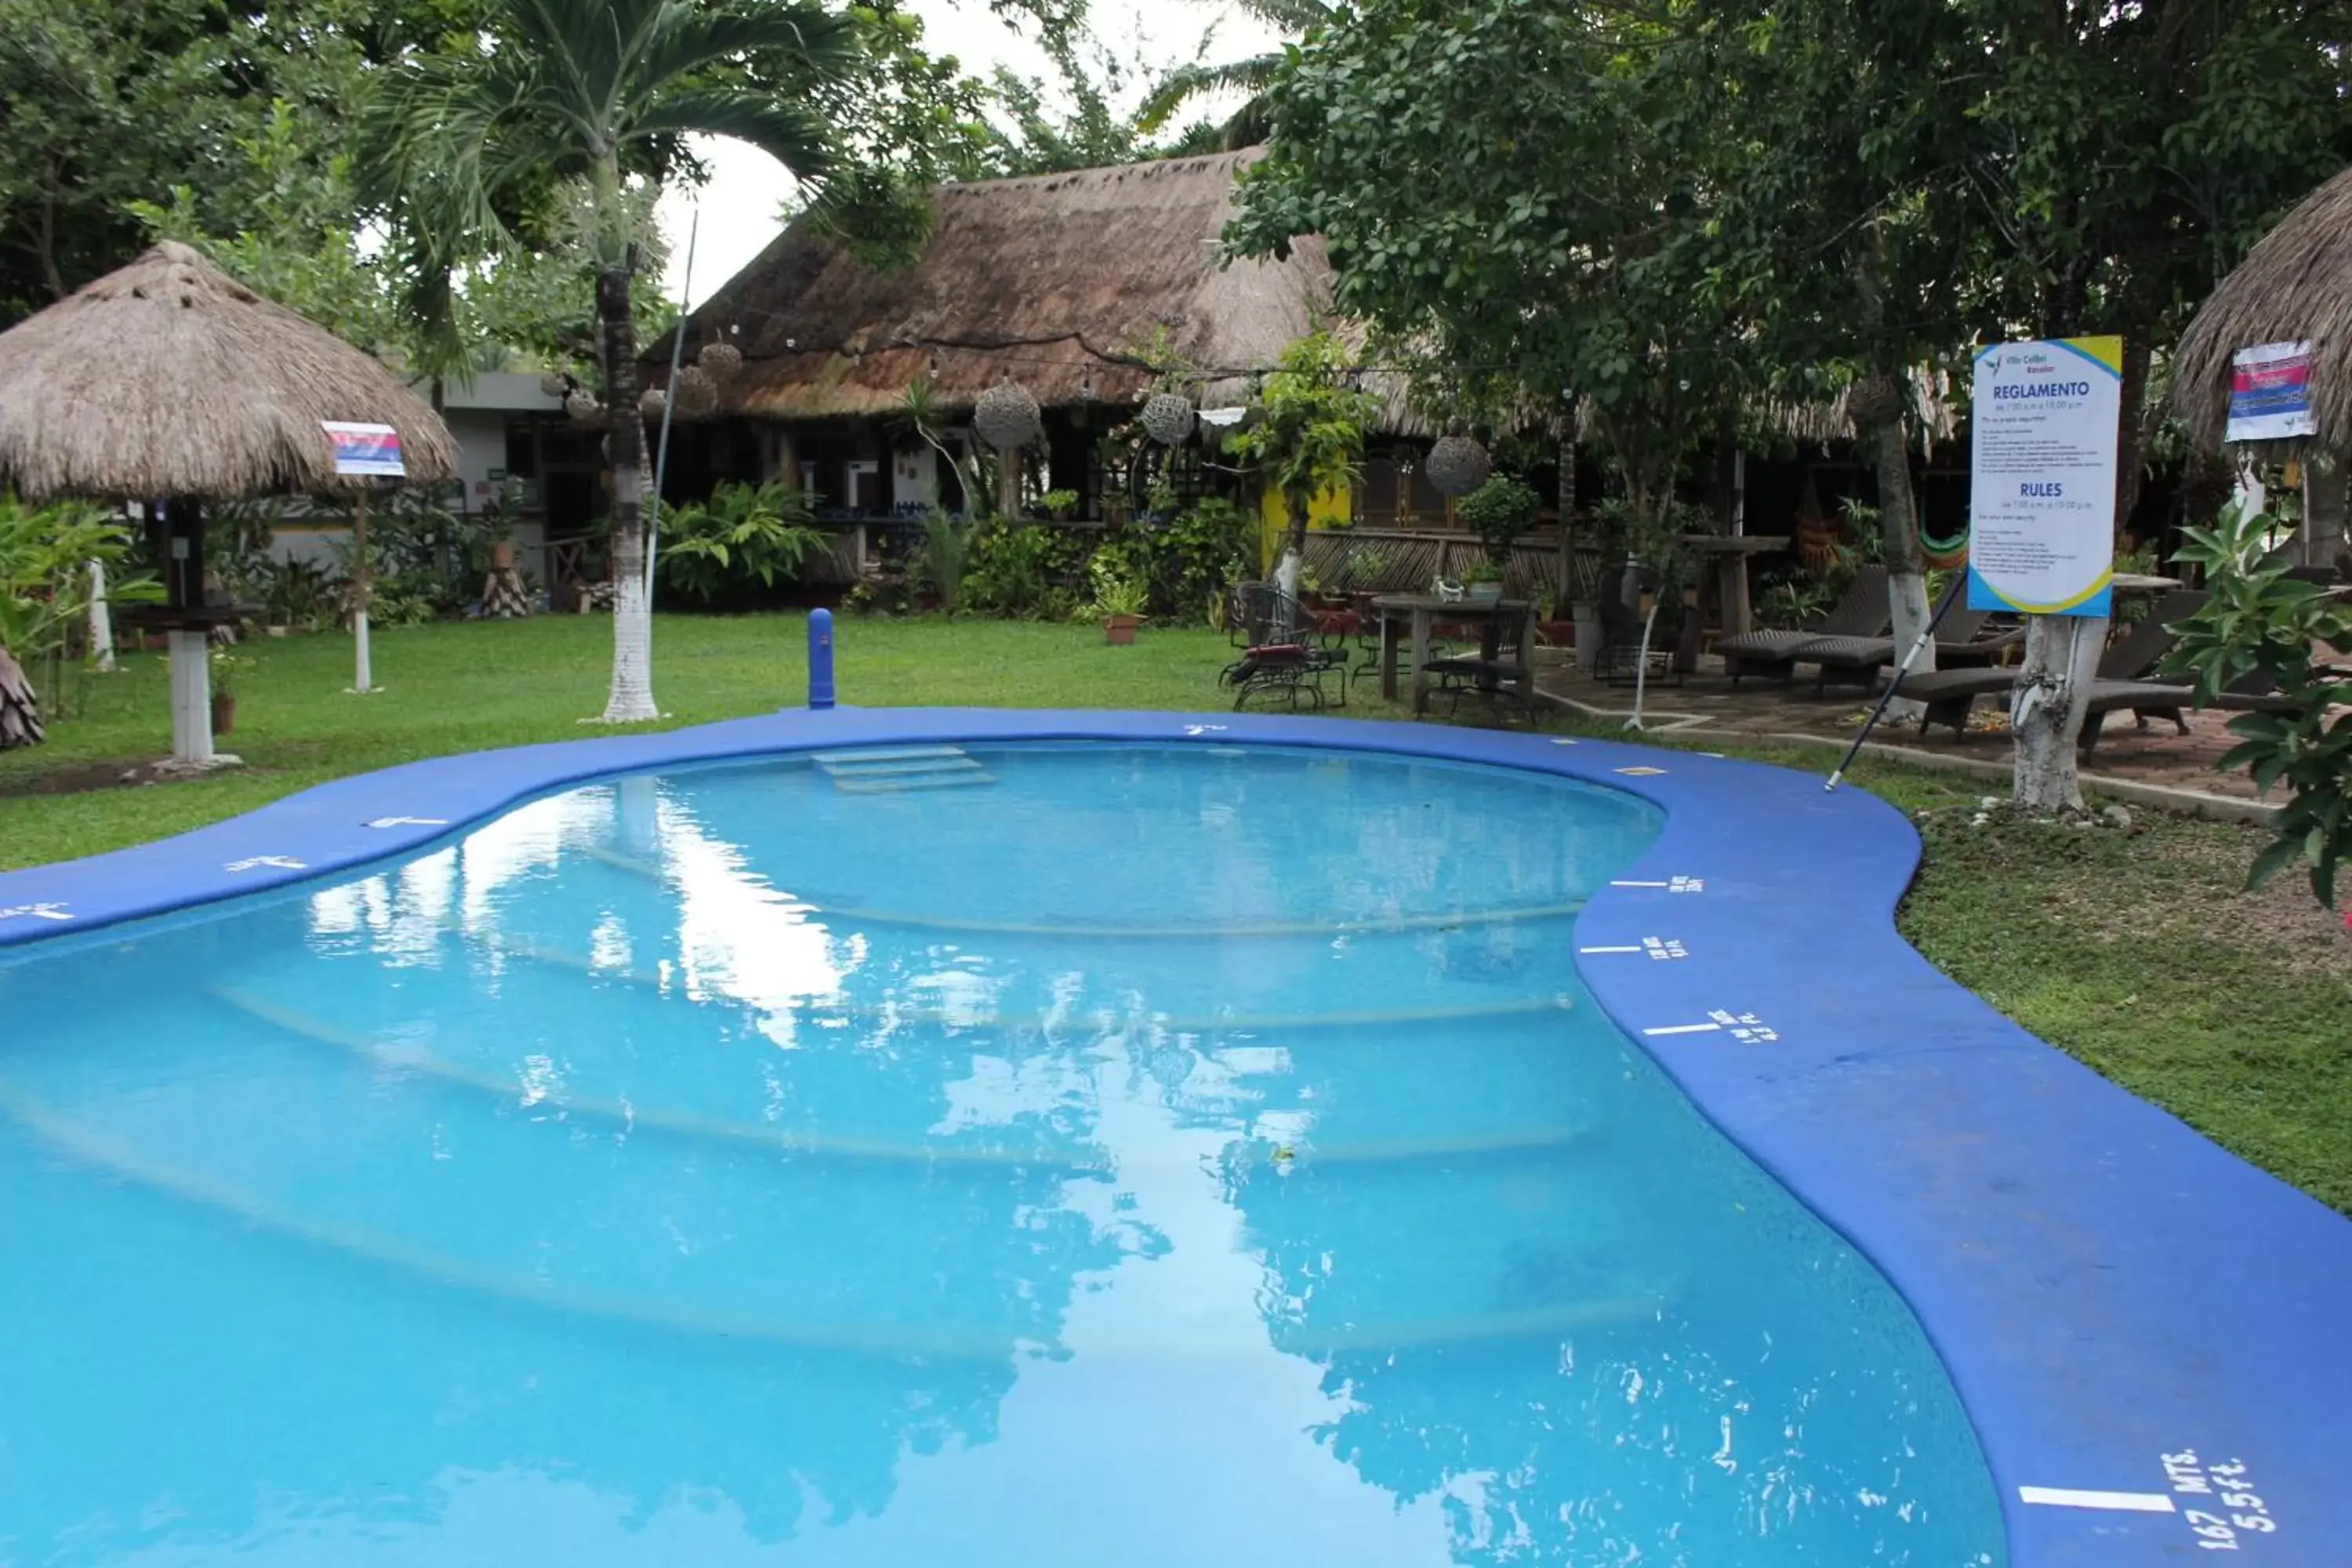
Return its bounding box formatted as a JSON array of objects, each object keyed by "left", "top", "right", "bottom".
[{"left": 811, "top": 745, "right": 994, "bottom": 793}]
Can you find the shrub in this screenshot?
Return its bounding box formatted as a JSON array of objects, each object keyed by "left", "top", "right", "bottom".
[
  {"left": 2164, "top": 499, "right": 2352, "bottom": 907},
  {"left": 1457, "top": 475, "right": 1541, "bottom": 565},
  {"left": 657, "top": 481, "right": 826, "bottom": 607},
  {"left": 967, "top": 521, "right": 1083, "bottom": 618}
]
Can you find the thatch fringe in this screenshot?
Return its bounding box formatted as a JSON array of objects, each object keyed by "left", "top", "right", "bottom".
[
  {"left": 0, "top": 242, "right": 456, "bottom": 500},
  {"left": 2176, "top": 163, "right": 2352, "bottom": 448}
]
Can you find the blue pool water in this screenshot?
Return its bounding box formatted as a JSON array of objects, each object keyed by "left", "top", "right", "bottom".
[{"left": 0, "top": 742, "right": 2004, "bottom": 1566}]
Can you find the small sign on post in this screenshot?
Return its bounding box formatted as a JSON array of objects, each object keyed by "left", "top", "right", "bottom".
[
  {"left": 2225, "top": 341, "right": 2318, "bottom": 443},
  {"left": 321, "top": 422, "right": 406, "bottom": 478},
  {"left": 322, "top": 423, "right": 403, "bottom": 695},
  {"left": 1967, "top": 337, "right": 2123, "bottom": 619}
]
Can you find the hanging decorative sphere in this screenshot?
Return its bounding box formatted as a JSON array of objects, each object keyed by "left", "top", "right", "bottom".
[
  {"left": 539, "top": 370, "right": 571, "bottom": 399},
  {"left": 564, "top": 388, "right": 602, "bottom": 423},
  {"left": 973, "top": 381, "right": 1043, "bottom": 451},
  {"left": 673, "top": 365, "right": 720, "bottom": 417},
  {"left": 1425, "top": 434, "right": 1492, "bottom": 497},
  {"left": 1141, "top": 392, "right": 1196, "bottom": 446},
  {"left": 639, "top": 387, "right": 668, "bottom": 420},
  {"left": 696, "top": 342, "right": 743, "bottom": 380}
]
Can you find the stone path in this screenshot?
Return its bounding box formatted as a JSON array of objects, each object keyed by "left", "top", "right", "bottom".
[{"left": 1534, "top": 655, "right": 2261, "bottom": 800}]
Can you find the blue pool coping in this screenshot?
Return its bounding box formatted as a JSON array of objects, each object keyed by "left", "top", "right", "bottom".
[{"left": 2, "top": 706, "right": 2347, "bottom": 1564}]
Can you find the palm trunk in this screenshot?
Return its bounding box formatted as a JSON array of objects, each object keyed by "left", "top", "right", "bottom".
[
  {"left": 597, "top": 262, "right": 658, "bottom": 723},
  {"left": 0, "top": 647, "right": 43, "bottom": 748}
]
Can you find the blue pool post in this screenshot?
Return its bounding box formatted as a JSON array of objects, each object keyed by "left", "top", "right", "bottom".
[{"left": 808, "top": 608, "right": 837, "bottom": 710}]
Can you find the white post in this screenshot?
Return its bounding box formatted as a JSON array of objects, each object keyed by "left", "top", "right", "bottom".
[
  {"left": 88, "top": 561, "right": 114, "bottom": 673},
  {"left": 168, "top": 630, "right": 213, "bottom": 766},
  {"left": 351, "top": 489, "right": 375, "bottom": 694}
]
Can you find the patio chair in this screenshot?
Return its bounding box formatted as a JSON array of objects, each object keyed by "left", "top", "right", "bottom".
[
  {"left": 1715, "top": 565, "right": 1890, "bottom": 684},
  {"left": 1903, "top": 590, "right": 2209, "bottom": 741},
  {"left": 1219, "top": 583, "right": 1348, "bottom": 711},
  {"left": 1586, "top": 566, "right": 1681, "bottom": 688},
  {"left": 1425, "top": 604, "right": 1537, "bottom": 724},
  {"left": 1792, "top": 577, "right": 2024, "bottom": 694}
]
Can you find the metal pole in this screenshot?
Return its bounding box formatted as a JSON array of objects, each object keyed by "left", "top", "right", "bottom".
[
  {"left": 645, "top": 208, "right": 700, "bottom": 603},
  {"left": 1825, "top": 583, "right": 1963, "bottom": 791},
  {"left": 808, "top": 607, "right": 836, "bottom": 710}
]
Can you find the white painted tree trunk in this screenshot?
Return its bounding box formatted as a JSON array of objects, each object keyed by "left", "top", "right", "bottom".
[
  {"left": 2009, "top": 613, "right": 2105, "bottom": 811},
  {"left": 88, "top": 561, "right": 114, "bottom": 673},
  {"left": 168, "top": 630, "right": 214, "bottom": 766},
  {"left": 1274, "top": 549, "right": 1301, "bottom": 601},
  {"left": 596, "top": 262, "right": 659, "bottom": 724},
  {"left": 602, "top": 550, "right": 658, "bottom": 722},
  {"left": 1863, "top": 399, "right": 1934, "bottom": 719}
]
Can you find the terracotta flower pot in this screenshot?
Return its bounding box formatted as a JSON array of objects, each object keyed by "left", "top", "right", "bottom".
[
  {"left": 1102, "top": 614, "right": 1142, "bottom": 646},
  {"left": 491, "top": 541, "right": 517, "bottom": 571},
  {"left": 211, "top": 693, "right": 236, "bottom": 736}
]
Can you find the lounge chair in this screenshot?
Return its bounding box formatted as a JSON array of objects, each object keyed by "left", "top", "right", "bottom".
[
  {"left": 1219, "top": 583, "right": 1348, "bottom": 710},
  {"left": 1715, "top": 565, "right": 1890, "bottom": 684},
  {"left": 1792, "top": 577, "right": 2024, "bottom": 693},
  {"left": 1901, "top": 590, "right": 2210, "bottom": 742}
]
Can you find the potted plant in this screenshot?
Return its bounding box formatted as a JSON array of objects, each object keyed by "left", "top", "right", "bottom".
[
  {"left": 209, "top": 646, "right": 251, "bottom": 735},
  {"left": 1462, "top": 560, "right": 1507, "bottom": 604},
  {"left": 1089, "top": 559, "right": 1149, "bottom": 645},
  {"left": 1040, "top": 488, "right": 1081, "bottom": 523}
]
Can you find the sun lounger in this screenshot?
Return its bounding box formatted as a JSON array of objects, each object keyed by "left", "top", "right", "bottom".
[
  {"left": 1716, "top": 565, "right": 1890, "bottom": 683},
  {"left": 1793, "top": 578, "right": 2024, "bottom": 693},
  {"left": 1900, "top": 590, "right": 2210, "bottom": 740}
]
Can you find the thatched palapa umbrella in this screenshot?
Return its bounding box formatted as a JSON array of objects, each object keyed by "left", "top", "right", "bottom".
[
  {"left": 0, "top": 241, "right": 455, "bottom": 765},
  {"left": 2176, "top": 165, "right": 2352, "bottom": 453}
]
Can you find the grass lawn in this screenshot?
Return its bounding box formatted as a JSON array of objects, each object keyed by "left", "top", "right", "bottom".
[{"left": 5, "top": 612, "right": 2348, "bottom": 1212}]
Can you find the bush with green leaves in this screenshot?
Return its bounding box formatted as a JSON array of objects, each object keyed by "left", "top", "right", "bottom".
[
  {"left": 916, "top": 509, "right": 975, "bottom": 613},
  {"left": 0, "top": 492, "right": 154, "bottom": 732},
  {"left": 1457, "top": 474, "right": 1541, "bottom": 565},
  {"left": 967, "top": 521, "right": 1083, "bottom": 618},
  {"left": 2162, "top": 499, "right": 2352, "bottom": 907},
  {"left": 656, "top": 481, "right": 827, "bottom": 607},
  {"left": 1087, "top": 554, "right": 1149, "bottom": 619},
  {"left": 1134, "top": 498, "right": 1257, "bottom": 623}
]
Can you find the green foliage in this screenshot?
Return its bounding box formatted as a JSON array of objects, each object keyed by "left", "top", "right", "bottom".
[
  {"left": 1087, "top": 555, "right": 1149, "bottom": 619},
  {"left": 2164, "top": 502, "right": 2352, "bottom": 909},
  {"left": 1457, "top": 476, "right": 1541, "bottom": 566},
  {"left": 967, "top": 522, "right": 1083, "bottom": 619},
  {"left": 0, "top": 493, "right": 148, "bottom": 664},
  {"left": 657, "top": 482, "right": 826, "bottom": 606},
  {"left": 1229, "top": 2, "right": 1743, "bottom": 523},
  {"left": 1136, "top": 499, "right": 1258, "bottom": 624},
  {"left": 916, "top": 509, "right": 975, "bottom": 612},
  {"left": 1039, "top": 489, "right": 1082, "bottom": 522},
  {"left": 1226, "top": 332, "right": 1377, "bottom": 555}
]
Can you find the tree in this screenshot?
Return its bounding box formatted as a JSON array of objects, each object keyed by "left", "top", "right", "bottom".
[
  {"left": 370, "top": 0, "right": 861, "bottom": 723},
  {"left": 1691, "top": 0, "right": 1991, "bottom": 713},
  {"left": 1229, "top": 0, "right": 1750, "bottom": 565},
  {"left": 1225, "top": 331, "right": 1378, "bottom": 591},
  {"left": 1134, "top": 0, "right": 1332, "bottom": 151}
]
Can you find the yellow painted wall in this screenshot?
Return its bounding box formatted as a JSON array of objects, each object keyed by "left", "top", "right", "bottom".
[{"left": 1258, "top": 484, "right": 1354, "bottom": 572}]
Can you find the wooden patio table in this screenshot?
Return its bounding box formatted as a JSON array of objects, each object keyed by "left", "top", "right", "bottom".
[{"left": 1371, "top": 593, "right": 1536, "bottom": 714}]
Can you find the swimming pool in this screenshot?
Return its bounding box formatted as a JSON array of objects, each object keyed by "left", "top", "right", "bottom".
[{"left": 0, "top": 741, "right": 2005, "bottom": 1565}]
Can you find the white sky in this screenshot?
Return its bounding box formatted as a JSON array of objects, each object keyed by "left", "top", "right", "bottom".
[{"left": 655, "top": 0, "right": 1283, "bottom": 308}]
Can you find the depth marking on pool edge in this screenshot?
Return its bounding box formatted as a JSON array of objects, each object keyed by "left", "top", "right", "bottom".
[
  {"left": 1610, "top": 876, "right": 1705, "bottom": 893},
  {"left": 2017, "top": 1486, "right": 2177, "bottom": 1513},
  {"left": 1580, "top": 938, "right": 1689, "bottom": 960},
  {"left": 0, "top": 902, "right": 71, "bottom": 924}
]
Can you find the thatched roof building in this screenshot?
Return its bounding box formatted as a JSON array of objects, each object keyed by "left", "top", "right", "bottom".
[
  {"left": 0, "top": 241, "right": 455, "bottom": 500},
  {"left": 657, "top": 150, "right": 1338, "bottom": 422},
  {"left": 2175, "top": 164, "right": 2352, "bottom": 448}
]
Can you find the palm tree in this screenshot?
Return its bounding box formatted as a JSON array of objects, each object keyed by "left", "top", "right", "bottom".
[
  {"left": 371, "top": 0, "right": 859, "bottom": 722},
  {"left": 1134, "top": 0, "right": 1333, "bottom": 151}
]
